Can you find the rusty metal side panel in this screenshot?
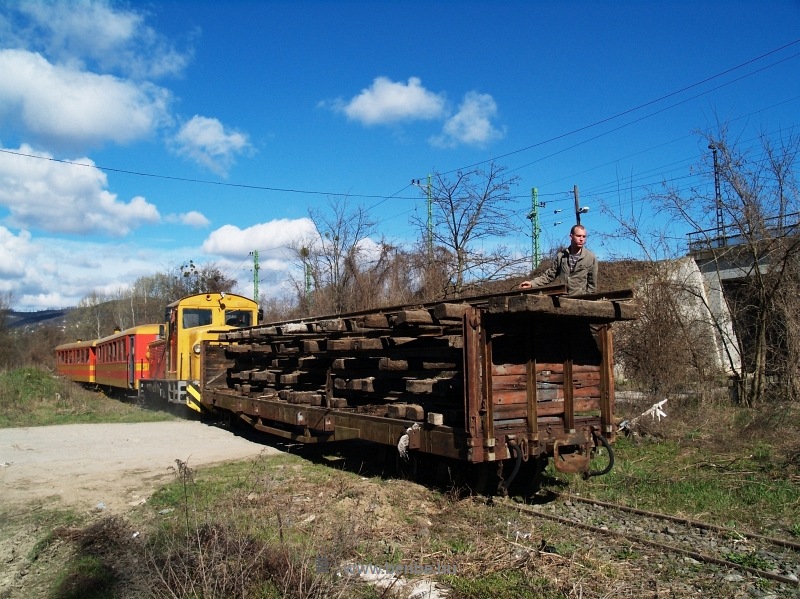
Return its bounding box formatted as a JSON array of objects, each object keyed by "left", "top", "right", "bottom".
[
  {"left": 563, "top": 340, "right": 575, "bottom": 433},
  {"left": 200, "top": 344, "right": 231, "bottom": 393}
]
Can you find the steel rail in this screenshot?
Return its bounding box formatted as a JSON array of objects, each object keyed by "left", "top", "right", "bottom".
[
  {"left": 555, "top": 493, "right": 800, "bottom": 551},
  {"left": 490, "top": 497, "right": 800, "bottom": 588}
]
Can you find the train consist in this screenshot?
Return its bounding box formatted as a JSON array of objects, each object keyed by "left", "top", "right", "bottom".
[
  {"left": 56, "top": 287, "right": 637, "bottom": 490},
  {"left": 55, "top": 293, "right": 260, "bottom": 411}
]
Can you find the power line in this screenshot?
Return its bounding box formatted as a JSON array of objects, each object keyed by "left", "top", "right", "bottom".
[
  {"left": 505, "top": 53, "right": 800, "bottom": 181},
  {"left": 1, "top": 43, "right": 796, "bottom": 219},
  {"left": 428, "top": 39, "right": 800, "bottom": 178},
  {"left": 0, "top": 147, "right": 415, "bottom": 203}
]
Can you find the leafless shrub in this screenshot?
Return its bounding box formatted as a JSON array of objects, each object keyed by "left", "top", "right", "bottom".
[
  {"left": 613, "top": 261, "right": 722, "bottom": 400},
  {"left": 145, "top": 456, "right": 358, "bottom": 599}
]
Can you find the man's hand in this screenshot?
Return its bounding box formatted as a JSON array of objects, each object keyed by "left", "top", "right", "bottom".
[{"left": 519, "top": 281, "right": 532, "bottom": 289}]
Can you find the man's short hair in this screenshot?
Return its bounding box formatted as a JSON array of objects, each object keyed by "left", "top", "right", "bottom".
[{"left": 570, "top": 224, "right": 587, "bottom": 235}]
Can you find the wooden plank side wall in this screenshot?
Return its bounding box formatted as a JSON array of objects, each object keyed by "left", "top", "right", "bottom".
[{"left": 488, "top": 314, "right": 603, "bottom": 436}]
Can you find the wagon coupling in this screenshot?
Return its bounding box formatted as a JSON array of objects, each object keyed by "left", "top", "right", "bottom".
[{"left": 553, "top": 428, "right": 614, "bottom": 477}]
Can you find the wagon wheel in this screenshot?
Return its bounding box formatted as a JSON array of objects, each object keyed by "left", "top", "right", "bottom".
[
  {"left": 459, "top": 462, "right": 496, "bottom": 497},
  {"left": 522, "top": 455, "right": 549, "bottom": 499}
]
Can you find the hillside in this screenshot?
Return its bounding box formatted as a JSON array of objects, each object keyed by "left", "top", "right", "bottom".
[{"left": 6, "top": 308, "right": 70, "bottom": 329}]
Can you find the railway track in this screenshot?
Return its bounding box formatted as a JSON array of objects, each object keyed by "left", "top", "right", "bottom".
[{"left": 492, "top": 493, "right": 800, "bottom": 592}]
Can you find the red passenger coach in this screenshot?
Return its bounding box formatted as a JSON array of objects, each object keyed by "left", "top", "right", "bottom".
[
  {"left": 55, "top": 339, "right": 97, "bottom": 384},
  {"left": 94, "top": 324, "right": 162, "bottom": 391}
]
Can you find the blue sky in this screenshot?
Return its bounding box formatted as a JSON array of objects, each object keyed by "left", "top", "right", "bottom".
[{"left": 0, "top": 0, "right": 798, "bottom": 311}]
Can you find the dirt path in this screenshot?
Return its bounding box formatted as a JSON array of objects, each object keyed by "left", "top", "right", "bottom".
[{"left": 0, "top": 421, "right": 281, "bottom": 513}]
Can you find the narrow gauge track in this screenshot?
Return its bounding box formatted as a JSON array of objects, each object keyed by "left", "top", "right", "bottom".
[{"left": 493, "top": 494, "right": 800, "bottom": 590}]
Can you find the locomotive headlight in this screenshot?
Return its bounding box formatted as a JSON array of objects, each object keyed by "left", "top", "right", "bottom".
[{"left": 193, "top": 343, "right": 202, "bottom": 355}]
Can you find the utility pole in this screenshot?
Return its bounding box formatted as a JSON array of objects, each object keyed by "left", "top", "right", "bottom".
[
  {"left": 305, "top": 256, "right": 312, "bottom": 297},
  {"left": 412, "top": 176, "right": 434, "bottom": 255},
  {"left": 573, "top": 184, "right": 589, "bottom": 226},
  {"left": 526, "top": 188, "right": 543, "bottom": 270},
  {"left": 709, "top": 144, "right": 726, "bottom": 247},
  {"left": 427, "top": 174, "right": 433, "bottom": 256},
  {"left": 249, "top": 250, "right": 259, "bottom": 301}
]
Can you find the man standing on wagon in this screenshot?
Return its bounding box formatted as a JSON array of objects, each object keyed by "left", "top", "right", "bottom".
[{"left": 519, "top": 224, "right": 597, "bottom": 295}]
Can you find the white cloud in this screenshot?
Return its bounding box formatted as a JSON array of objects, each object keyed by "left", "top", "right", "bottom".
[
  {"left": 165, "top": 211, "right": 211, "bottom": 228},
  {"left": 336, "top": 76, "right": 446, "bottom": 125},
  {"left": 0, "top": 49, "right": 171, "bottom": 148},
  {"left": 172, "top": 115, "right": 253, "bottom": 177},
  {"left": 0, "top": 219, "right": 311, "bottom": 310},
  {"left": 331, "top": 78, "right": 503, "bottom": 148},
  {"left": 430, "top": 91, "right": 504, "bottom": 147},
  {"left": 0, "top": 144, "right": 161, "bottom": 236},
  {"left": 0, "top": 226, "right": 33, "bottom": 278},
  {"left": 4, "top": 0, "right": 192, "bottom": 79},
  {"left": 2, "top": 230, "right": 233, "bottom": 311},
  {"left": 4, "top": 236, "right": 176, "bottom": 310},
  {"left": 202, "top": 218, "right": 317, "bottom": 258}
]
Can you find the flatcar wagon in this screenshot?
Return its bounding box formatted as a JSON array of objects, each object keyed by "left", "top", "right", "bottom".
[
  {"left": 55, "top": 339, "right": 97, "bottom": 384},
  {"left": 94, "top": 324, "right": 162, "bottom": 391},
  {"left": 199, "top": 287, "right": 638, "bottom": 489}
]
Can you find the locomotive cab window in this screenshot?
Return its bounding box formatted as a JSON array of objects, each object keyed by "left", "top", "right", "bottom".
[
  {"left": 225, "top": 310, "right": 252, "bottom": 326},
  {"left": 182, "top": 308, "right": 212, "bottom": 328}
]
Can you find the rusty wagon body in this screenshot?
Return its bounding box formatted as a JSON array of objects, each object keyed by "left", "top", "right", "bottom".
[{"left": 199, "top": 287, "right": 637, "bottom": 484}]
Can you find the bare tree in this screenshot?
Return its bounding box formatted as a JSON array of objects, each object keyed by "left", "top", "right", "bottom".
[
  {"left": 259, "top": 293, "right": 300, "bottom": 323},
  {"left": 69, "top": 291, "right": 111, "bottom": 340},
  {"left": 600, "top": 198, "right": 727, "bottom": 398},
  {"left": 411, "top": 162, "right": 522, "bottom": 297},
  {"left": 657, "top": 127, "right": 800, "bottom": 405},
  {"left": 292, "top": 198, "right": 379, "bottom": 315},
  {"left": 176, "top": 260, "right": 238, "bottom": 297},
  {"left": 128, "top": 272, "right": 176, "bottom": 325}
]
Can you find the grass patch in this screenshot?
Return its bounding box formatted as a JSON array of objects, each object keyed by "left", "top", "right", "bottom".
[
  {"left": 17, "top": 506, "right": 85, "bottom": 562},
  {"left": 446, "top": 570, "right": 562, "bottom": 599},
  {"left": 0, "top": 505, "right": 93, "bottom": 599},
  {"left": 555, "top": 401, "right": 800, "bottom": 536},
  {"left": 49, "top": 555, "right": 116, "bottom": 599},
  {"left": 0, "top": 367, "right": 175, "bottom": 428},
  {"left": 722, "top": 551, "right": 772, "bottom": 571}
]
